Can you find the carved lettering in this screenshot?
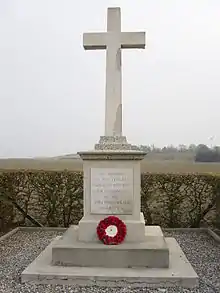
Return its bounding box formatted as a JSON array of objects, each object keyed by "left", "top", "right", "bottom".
[{"left": 91, "top": 168, "right": 133, "bottom": 214}]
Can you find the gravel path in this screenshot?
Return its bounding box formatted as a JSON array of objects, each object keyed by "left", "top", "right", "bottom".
[{"left": 0, "top": 230, "right": 219, "bottom": 293}]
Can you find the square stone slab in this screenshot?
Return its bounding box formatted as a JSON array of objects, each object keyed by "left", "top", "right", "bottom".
[{"left": 21, "top": 237, "right": 198, "bottom": 288}]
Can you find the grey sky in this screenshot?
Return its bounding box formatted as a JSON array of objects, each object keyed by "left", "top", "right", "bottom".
[{"left": 0, "top": 0, "right": 219, "bottom": 158}]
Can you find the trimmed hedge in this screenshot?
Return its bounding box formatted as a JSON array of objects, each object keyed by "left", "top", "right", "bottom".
[{"left": 0, "top": 171, "right": 220, "bottom": 232}]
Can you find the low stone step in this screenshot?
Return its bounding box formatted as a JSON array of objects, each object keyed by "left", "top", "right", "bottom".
[
  {"left": 52, "top": 225, "right": 169, "bottom": 268},
  {"left": 21, "top": 236, "right": 198, "bottom": 288}
]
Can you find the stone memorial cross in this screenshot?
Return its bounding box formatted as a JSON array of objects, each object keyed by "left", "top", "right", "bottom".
[{"left": 83, "top": 7, "right": 145, "bottom": 137}]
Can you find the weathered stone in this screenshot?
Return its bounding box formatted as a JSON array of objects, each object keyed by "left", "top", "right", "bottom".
[
  {"left": 83, "top": 8, "right": 145, "bottom": 137},
  {"left": 21, "top": 236, "right": 198, "bottom": 288},
  {"left": 52, "top": 225, "right": 169, "bottom": 268}
]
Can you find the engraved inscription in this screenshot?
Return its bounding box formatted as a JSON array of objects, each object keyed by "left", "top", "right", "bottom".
[{"left": 91, "top": 168, "right": 133, "bottom": 214}]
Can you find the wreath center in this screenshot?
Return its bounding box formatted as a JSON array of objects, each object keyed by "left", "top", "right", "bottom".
[{"left": 106, "top": 225, "right": 118, "bottom": 237}]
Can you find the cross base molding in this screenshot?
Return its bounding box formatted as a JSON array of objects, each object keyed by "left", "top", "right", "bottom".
[{"left": 94, "top": 136, "right": 137, "bottom": 150}]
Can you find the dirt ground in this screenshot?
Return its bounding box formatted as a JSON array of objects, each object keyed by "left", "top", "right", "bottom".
[{"left": 0, "top": 158, "right": 220, "bottom": 174}]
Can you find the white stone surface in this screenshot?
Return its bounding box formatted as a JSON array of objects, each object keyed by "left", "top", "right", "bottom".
[
  {"left": 21, "top": 237, "right": 198, "bottom": 288},
  {"left": 78, "top": 213, "right": 146, "bottom": 242},
  {"left": 52, "top": 225, "right": 169, "bottom": 268},
  {"left": 90, "top": 167, "right": 133, "bottom": 214},
  {"left": 83, "top": 7, "right": 145, "bottom": 137},
  {"left": 80, "top": 160, "right": 142, "bottom": 221}
]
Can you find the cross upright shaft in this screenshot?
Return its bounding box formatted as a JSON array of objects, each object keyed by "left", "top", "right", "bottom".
[{"left": 83, "top": 7, "right": 145, "bottom": 137}]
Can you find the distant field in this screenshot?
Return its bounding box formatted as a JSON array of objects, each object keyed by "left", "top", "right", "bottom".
[{"left": 0, "top": 158, "right": 220, "bottom": 174}]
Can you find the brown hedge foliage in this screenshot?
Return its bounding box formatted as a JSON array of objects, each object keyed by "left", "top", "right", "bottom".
[
  {"left": 0, "top": 171, "right": 83, "bottom": 230},
  {"left": 0, "top": 171, "right": 219, "bottom": 232},
  {"left": 141, "top": 173, "right": 220, "bottom": 228}
]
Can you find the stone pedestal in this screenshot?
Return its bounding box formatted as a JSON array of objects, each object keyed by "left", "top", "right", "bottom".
[
  {"left": 21, "top": 137, "right": 198, "bottom": 287},
  {"left": 77, "top": 144, "right": 147, "bottom": 243},
  {"left": 51, "top": 141, "right": 169, "bottom": 269}
]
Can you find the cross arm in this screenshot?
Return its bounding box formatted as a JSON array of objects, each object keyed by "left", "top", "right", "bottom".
[
  {"left": 121, "top": 32, "right": 145, "bottom": 49},
  {"left": 83, "top": 33, "right": 107, "bottom": 50}
]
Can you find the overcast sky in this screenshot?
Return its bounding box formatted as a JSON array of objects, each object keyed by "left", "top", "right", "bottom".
[{"left": 0, "top": 0, "right": 219, "bottom": 158}]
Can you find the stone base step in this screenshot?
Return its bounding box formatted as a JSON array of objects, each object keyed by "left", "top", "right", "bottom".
[
  {"left": 52, "top": 226, "right": 169, "bottom": 268},
  {"left": 21, "top": 236, "right": 198, "bottom": 288}
]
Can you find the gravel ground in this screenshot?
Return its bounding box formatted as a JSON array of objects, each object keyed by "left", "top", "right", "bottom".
[{"left": 0, "top": 229, "right": 219, "bottom": 293}]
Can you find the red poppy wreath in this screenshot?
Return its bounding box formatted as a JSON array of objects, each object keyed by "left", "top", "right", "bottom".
[{"left": 97, "top": 216, "right": 127, "bottom": 245}]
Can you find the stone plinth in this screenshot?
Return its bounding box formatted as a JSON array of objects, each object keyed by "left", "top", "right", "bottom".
[
  {"left": 21, "top": 139, "right": 198, "bottom": 287},
  {"left": 21, "top": 235, "right": 198, "bottom": 288},
  {"left": 77, "top": 145, "right": 146, "bottom": 243},
  {"left": 52, "top": 225, "right": 169, "bottom": 268}
]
